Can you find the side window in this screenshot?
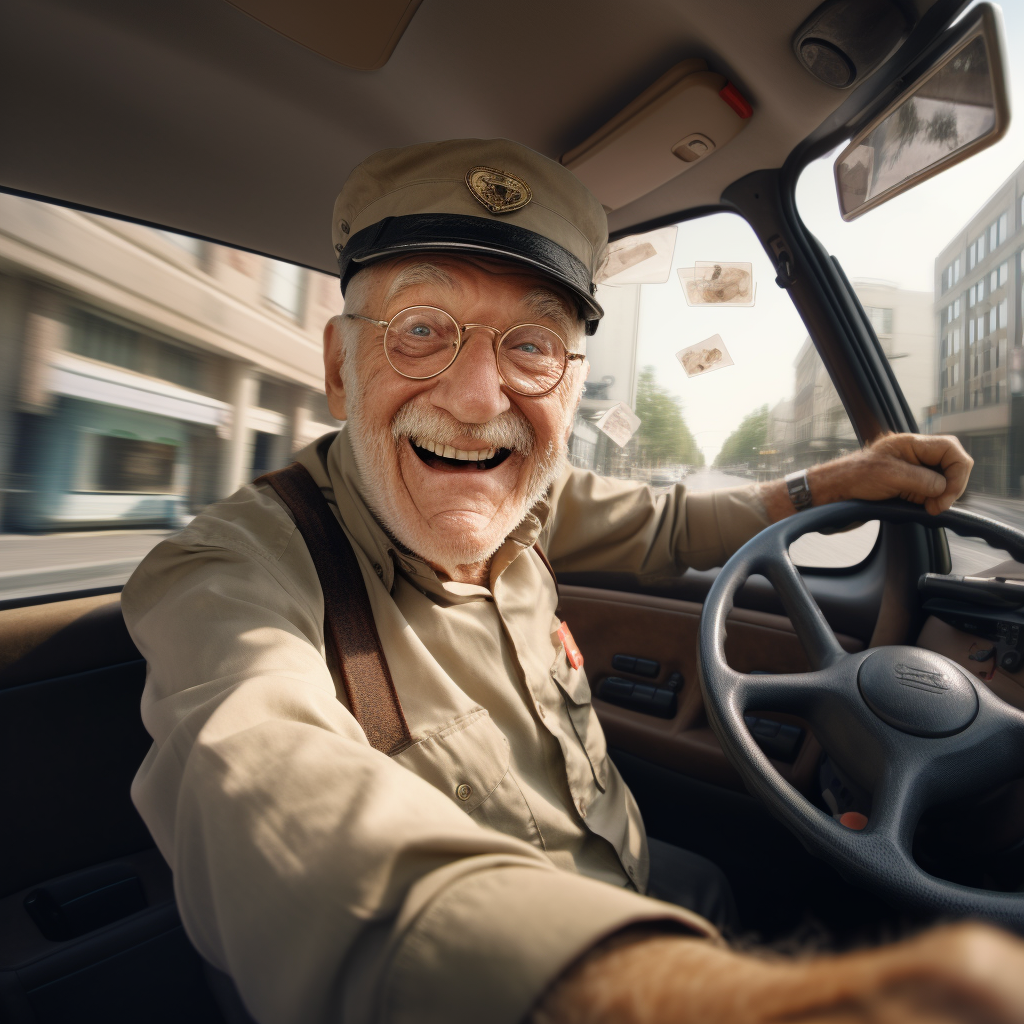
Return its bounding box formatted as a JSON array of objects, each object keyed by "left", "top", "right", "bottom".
[
  {"left": 576, "top": 212, "right": 878, "bottom": 569},
  {"left": 796, "top": 107, "right": 1024, "bottom": 574},
  {"left": 0, "top": 193, "right": 343, "bottom": 600}
]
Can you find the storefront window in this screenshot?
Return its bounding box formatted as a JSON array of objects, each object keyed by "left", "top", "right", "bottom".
[{"left": 95, "top": 436, "right": 177, "bottom": 493}]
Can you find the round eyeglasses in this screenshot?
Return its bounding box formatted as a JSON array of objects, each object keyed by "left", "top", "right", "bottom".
[{"left": 344, "top": 305, "right": 584, "bottom": 397}]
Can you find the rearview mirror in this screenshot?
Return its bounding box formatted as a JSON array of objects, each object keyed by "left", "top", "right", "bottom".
[{"left": 834, "top": 3, "right": 1009, "bottom": 221}]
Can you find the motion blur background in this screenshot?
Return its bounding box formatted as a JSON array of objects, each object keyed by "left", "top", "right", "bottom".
[{"left": 0, "top": 0, "right": 1021, "bottom": 598}]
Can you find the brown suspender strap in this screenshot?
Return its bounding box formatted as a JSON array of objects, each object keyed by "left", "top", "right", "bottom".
[{"left": 256, "top": 463, "right": 412, "bottom": 756}]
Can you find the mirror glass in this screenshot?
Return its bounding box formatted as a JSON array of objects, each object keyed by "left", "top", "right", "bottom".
[{"left": 836, "top": 29, "right": 1003, "bottom": 219}]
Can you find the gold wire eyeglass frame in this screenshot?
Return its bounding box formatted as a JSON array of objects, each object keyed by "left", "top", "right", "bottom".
[{"left": 344, "top": 305, "right": 585, "bottom": 397}]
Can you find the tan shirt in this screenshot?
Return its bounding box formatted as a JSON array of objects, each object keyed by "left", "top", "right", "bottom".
[{"left": 122, "top": 428, "right": 769, "bottom": 1024}]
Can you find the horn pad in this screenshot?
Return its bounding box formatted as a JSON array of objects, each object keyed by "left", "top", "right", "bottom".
[{"left": 858, "top": 647, "right": 979, "bottom": 737}]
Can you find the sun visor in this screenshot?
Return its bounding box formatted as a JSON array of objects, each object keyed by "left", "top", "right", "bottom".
[{"left": 562, "top": 59, "right": 752, "bottom": 211}]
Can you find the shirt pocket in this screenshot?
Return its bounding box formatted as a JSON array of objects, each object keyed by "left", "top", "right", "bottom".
[
  {"left": 395, "top": 709, "right": 545, "bottom": 848},
  {"left": 550, "top": 649, "right": 609, "bottom": 793},
  {"left": 394, "top": 708, "right": 510, "bottom": 814}
]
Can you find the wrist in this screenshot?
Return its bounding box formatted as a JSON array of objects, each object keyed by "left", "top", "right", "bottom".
[{"left": 806, "top": 461, "right": 850, "bottom": 507}]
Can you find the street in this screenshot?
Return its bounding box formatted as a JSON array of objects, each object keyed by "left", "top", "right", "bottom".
[
  {"left": 0, "top": 529, "right": 172, "bottom": 602},
  {"left": 0, "top": 477, "right": 1020, "bottom": 602}
]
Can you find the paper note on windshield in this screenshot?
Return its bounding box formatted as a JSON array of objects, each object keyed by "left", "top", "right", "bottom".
[
  {"left": 595, "top": 226, "right": 677, "bottom": 286},
  {"left": 676, "top": 335, "right": 734, "bottom": 378},
  {"left": 678, "top": 261, "right": 755, "bottom": 306},
  {"left": 595, "top": 403, "right": 642, "bottom": 448}
]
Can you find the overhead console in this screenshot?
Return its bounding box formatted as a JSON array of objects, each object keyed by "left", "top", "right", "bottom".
[{"left": 561, "top": 59, "right": 752, "bottom": 211}]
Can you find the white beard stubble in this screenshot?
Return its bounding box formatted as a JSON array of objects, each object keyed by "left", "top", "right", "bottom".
[{"left": 343, "top": 372, "right": 567, "bottom": 575}]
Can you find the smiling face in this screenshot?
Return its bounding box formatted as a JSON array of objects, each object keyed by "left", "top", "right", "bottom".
[{"left": 323, "top": 255, "right": 588, "bottom": 582}]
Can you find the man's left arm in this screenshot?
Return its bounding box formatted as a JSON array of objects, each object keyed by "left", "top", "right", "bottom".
[
  {"left": 759, "top": 433, "right": 974, "bottom": 522},
  {"left": 543, "top": 433, "right": 973, "bottom": 576}
]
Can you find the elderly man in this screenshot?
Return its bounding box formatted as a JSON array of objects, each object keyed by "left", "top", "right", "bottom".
[{"left": 123, "top": 139, "right": 1023, "bottom": 1024}]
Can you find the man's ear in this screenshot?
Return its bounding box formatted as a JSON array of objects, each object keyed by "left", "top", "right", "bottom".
[{"left": 323, "top": 315, "right": 348, "bottom": 420}]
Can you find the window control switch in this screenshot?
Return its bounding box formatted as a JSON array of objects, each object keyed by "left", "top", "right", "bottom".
[
  {"left": 610, "top": 654, "right": 660, "bottom": 678},
  {"left": 663, "top": 671, "right": 684, "bottom": 692},
  {"left": 598, "top": 677, "right": 677, "bottom": 719}
]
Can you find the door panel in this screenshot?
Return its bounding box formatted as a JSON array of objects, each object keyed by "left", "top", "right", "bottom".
[
  {"left": 0, "top": 594, "right": 151, "bottom": 897},
  {"left": 0, "top": 592, "right": 224, "bottom": 1023},
  {"left": 560, "top": 547, "right": 885, "bottom": 644},
  {"left": 561, "top": 585, "right": 864, "bottom": 792}
]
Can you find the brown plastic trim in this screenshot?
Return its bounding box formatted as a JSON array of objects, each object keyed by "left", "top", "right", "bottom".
[{"left": 560, "top": 585, "right": 863, "bottom": 793}]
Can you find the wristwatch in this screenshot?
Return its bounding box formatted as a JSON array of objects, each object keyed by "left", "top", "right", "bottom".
[{"left": 785, "top": 469, "right": 813, "bottom": 511}]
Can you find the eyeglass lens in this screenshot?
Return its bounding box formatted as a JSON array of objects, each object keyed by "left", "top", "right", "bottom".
[{"left": 383, "top": 306, "right": 567, "bottom": 396}]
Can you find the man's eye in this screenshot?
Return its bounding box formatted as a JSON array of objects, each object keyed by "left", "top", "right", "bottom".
[
  {"left": 515, "top": 342, "right": 540, "bottom": 354},
  {"left": 409, "top": 325, "right": 432, "bottom": 337}
]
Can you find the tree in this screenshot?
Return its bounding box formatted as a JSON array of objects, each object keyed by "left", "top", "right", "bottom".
[
  {"left": 633, "top": 366, "right": 704, "bottom": 467},
  {"left": 714, "top": 404, "right": 768, "bottom": 468}
]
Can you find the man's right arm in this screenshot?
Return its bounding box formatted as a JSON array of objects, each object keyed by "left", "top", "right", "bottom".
[
  {"left": 122, "top": 502, "right": 710, "bottom": 1024},
  {"left": 533, "top": 923, "right": 1024, "bottom": 1023}
]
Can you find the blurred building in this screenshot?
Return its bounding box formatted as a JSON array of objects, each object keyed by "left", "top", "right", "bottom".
[
  {"left": 933, "top": 160, "right": 1024, "bottom": 496},
  {"left": 0, "top": 194, "right": 342, "bottom": 531},
  {"left": 764, "top": 281, "right": 933, "bottom": 472},
  {"left": 568, "top": 282, "right": 642, "bottom": 476}
]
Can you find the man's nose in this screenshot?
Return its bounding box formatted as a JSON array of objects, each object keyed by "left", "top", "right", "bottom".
[{"left": 429, "top": 329, "right": 510, "bottom": 424}]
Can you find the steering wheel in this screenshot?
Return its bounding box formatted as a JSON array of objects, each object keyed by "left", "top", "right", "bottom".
[{"left": 698, "top": 499, "right": 1024, "bottom": 933}]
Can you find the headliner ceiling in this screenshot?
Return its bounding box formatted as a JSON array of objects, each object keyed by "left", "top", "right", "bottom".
[{"left": 0, "top": 0, "right": 941, "bottom": 274}]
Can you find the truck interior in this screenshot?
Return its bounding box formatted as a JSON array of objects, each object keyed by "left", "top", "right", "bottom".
[{"left": 1, "top": 0, "right": 1022, "bottom": 1020}]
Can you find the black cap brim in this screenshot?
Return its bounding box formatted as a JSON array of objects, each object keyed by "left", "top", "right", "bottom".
[{"left": 337, "top": 213, "right": 603, "bottom": 334}]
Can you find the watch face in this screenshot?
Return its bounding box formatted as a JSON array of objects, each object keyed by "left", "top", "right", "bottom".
[{"left": 787, "top": 472, "right": 812, "bottom": 508}]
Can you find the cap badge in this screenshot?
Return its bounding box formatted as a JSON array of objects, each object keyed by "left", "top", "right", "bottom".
[{"left": 466, "top": 167, "right": 532, "bottom": 214}]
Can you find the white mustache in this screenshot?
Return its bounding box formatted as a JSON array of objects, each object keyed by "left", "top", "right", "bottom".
[{"left": 391, "top": 402, "right": 535, "bottom": 456}]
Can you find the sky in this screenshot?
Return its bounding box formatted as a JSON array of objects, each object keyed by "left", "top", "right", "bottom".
[{"left": 627, "top": 1, "right": 1024, "bottom": 464}]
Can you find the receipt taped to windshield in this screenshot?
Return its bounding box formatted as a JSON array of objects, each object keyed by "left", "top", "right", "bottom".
[
  {"left": 595, "top": 403, "right": 642, "bottom": 448},
  {"left": 676, "top": 335, "right": 734, "bottom": 378},
  {"left": 678, "top": 262, "right": 755, "bottom": 306}
]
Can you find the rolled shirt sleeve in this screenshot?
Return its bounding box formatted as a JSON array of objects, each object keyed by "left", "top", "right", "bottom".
[
  {"left": 542, "top": 464, "right": 770, "bottom": 576},
  {"left": 123, "top": 508, "right": 714, "bottom": 1024}
]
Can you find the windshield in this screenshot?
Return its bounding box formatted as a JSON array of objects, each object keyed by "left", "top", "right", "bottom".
[
  {"left": 794, "top": 2, "right": 1024, "bottom": 573},
  {"left": 582, "top": 211, "right": 877, "bottom": 570}
]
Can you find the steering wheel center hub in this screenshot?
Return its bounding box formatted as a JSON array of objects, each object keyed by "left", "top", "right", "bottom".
[{"left": 857, "top": 647, "right": 979, "bottom": 737}]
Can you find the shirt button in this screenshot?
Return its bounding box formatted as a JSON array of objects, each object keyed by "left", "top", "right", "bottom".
[
  {"left": 628, "top": 865, "right": 635, "bottom": 878},
  {"left": 456, "top": 783, "right": 472, "bottom": 801},
  {"left": 373, "top": 563, "right": 383, "bottom": 579}
]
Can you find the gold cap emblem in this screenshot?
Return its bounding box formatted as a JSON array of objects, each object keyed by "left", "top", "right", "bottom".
[{"left": 466, "top": 166, "right": 532, "bottom": 214}]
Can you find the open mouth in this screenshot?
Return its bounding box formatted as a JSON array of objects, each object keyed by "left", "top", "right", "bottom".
[{"left": 408, "top": 437, "right": 513, "bottom": 471}]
